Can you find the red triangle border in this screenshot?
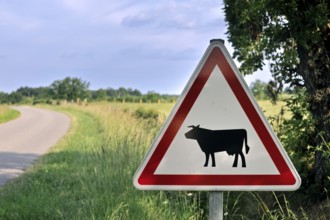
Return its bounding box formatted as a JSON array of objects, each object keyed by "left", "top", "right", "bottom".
[{"left": 137, "top": 45, "right": 298, "bottom": 187}]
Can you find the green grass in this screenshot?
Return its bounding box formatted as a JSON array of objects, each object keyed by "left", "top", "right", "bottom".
[
  {"left": 106, "top": 102, "right": 175, "bottom": 116},
  {"left": 0, "top": 106, "right": 20, "bottom": 124},
  {"left": 257, "top": 100, "right": 289, "bottom": 118},
  {"left": 0, "top": 103, "right": 203, "bottom": 219}
]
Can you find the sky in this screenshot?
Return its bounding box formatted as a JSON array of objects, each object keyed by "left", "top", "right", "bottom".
[{"left": 0, "top": 0, "right": 271, "bottom": 94}]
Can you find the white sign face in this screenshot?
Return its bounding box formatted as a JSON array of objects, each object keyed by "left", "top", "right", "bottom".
[
  {"left": 155, "top": 66, "right": 279, "bottom": 175},
  {"left": 133, "top": 40, "right": 301, "bottom": 191}
]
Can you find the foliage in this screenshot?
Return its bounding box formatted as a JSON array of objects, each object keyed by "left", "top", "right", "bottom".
[
  {"left": 91, "top": 87, "right": 142, "bottom": 101},
  {"left": 134, "top": 107, "right": 159, "bottom": 120},
  {"left": 16, "top": 86, "right": 52, "bottom": 99},
  {"left": 223, "top": 192, "right": 248, "bottom": 219},
  {"left": 223, "top": 0, "right": 329, "bottom": 82},
  {"left": 91, "top": 89, "right": 108, "bottom": 101},
  {"left": 270, "top": 90, "right": 330, "bottom": 199},
  {"left": 266, "top": 80, "right": 283, "bottom": 104},
  {"left": 0, "top": 92, "right": 23, "bottom": 104},
  {"left": 250, "top": 79, "right": 285, "bottom": 103},
  {"left": 251, "top": 192, "right": 308, "bottom": 220},
  {"left": 224, "top": 0, "right": 330, "bottom": 197},
  {"left": 250, "top": 79, "right": 268, "bottom": 100},
  {"left": 50, "top": 77, "right": 90, "bottom": 101},
  {"left": 264, "top": 90, "right": 329, "bottom": 213},
  {"left": 281, "top": 90, "right": 316, "bottom": 173}
]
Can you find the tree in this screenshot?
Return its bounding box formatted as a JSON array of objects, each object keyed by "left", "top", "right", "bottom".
[
  {"left": 94, "top": 89, "right": 108, "bottom": 101},
  {"left": 16, "top": 86, "right": 52, "bottom": 100},
  {"left": 130, "top": 89, "right": 142, "bottom": 97},
  {"left": 50, "top": 77, "right": 90, "bottom": 101},
  {"left": 116, "top": 87, "right": 129, "bottom": 97},
  {"left": 265, "top": 80, "right": 282, "bottom": 104},
  {"left": 223, "top": 0, "right": 329, "bottom": 196},
  {"left": 250, "top": 79, "right": 268, "bottom": 100},
  {"left": 145, "top": 91, "right": 161, "bottom": 103},
  {"left": 0, "top": 92, "right": 8, "bottom": 104},
  {"left": 8, "top": 92, "right": 23, "bottom": 104}
]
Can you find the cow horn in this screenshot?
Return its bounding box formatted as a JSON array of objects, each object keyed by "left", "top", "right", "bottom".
[
  {"left": 187, "top": 125, "right": 195, "bottom": 128},
  {"left": 196, "top": 124, "right": 200, "bottom": 128}
]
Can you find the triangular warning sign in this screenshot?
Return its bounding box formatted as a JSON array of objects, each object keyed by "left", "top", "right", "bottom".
[{"left": 133, "top": 40, "right": 301, "bottom": 191}]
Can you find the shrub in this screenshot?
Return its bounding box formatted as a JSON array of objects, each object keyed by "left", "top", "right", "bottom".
[{"left": 134, "top": 107, "right": 159, "bottom": 120}]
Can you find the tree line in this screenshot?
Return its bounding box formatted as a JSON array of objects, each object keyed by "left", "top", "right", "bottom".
[
  {"left": 1, "top": 76, "right": 285, "bottom": 105},
  {"left": 0, "top": 77, "right": 178, "bottom": 104}
]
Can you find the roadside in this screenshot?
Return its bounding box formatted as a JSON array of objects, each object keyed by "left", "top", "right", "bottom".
[
  {"left": 0, "top": 106, "right": 70, "bottom": 186},
  {"left": 0, "top": 106, "right": 20, "bottom": 124}
]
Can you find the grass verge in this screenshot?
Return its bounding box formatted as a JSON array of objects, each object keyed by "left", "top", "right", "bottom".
[{"left": 0, "top": 106, "right": 20, "bottom": 124}]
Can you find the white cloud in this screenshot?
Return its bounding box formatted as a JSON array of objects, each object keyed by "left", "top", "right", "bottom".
[
  {"left": 114, "top": 0, "right": 225, "bottom": 56},
  {"left": 120, "top": 0, "right": 222, "bottom": 30}
]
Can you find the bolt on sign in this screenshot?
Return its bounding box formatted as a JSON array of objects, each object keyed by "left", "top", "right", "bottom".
[{"left": 133, "top": 39, "right": 301, "bottom": 191}]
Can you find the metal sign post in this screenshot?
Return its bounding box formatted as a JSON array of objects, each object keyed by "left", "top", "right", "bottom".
[{"left": 209, "top": 191, "right": 223, "bottom": 220}]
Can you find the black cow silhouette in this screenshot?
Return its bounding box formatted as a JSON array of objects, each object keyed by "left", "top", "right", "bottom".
[{"left": 184, "top": 125, "right": 250, "bottom": 167}]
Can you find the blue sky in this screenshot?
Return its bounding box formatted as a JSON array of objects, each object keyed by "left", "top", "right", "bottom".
[{"left": 0, "top": 0, "right": 271, "bottom": 94}]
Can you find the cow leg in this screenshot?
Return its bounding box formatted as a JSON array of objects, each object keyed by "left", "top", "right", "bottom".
[
  {"left": 239, "top": 152, "right": 246, "bottom": 167},
  {"left": 204, "top": 153, "right": 209, "bottom": 167},
  {"left": 232, "top": 153, "right": 238, "bottom": 167},
  {"left": 211, "top": 153, "right": 216, "bottom": 167}
]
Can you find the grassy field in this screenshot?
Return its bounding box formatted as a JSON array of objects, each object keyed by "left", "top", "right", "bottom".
[
  {"left": 0, "top": 105, "right": 20, "bottom": 124},
  {"left": 0, "top": 101, "right": 327, "bottom": 219}
]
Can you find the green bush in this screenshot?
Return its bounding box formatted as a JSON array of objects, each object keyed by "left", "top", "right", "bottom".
[
  {"left": 268, "top": 89, "right": 330, "bottom": 200},
  {"left": 134, "top": 107, "right": 159, "bottom": 120}
]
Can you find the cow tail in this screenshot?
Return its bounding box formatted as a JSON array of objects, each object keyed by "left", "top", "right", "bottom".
[{"left": 245, "top": 132, "right": 250, "bottom": 154}]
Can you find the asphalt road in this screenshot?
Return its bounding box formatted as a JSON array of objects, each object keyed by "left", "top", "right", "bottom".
[{"left": 0, "top": 106, "right": 71, "bottom": 186}]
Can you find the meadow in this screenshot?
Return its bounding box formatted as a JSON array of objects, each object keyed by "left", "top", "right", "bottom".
[{"left": 0, "top": 101, "right": 327, "bottom": 219}]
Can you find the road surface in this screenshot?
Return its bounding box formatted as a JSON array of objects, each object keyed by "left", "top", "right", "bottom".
[{"left": 0, "top": 106, "right": 71, "bottom": 186}]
